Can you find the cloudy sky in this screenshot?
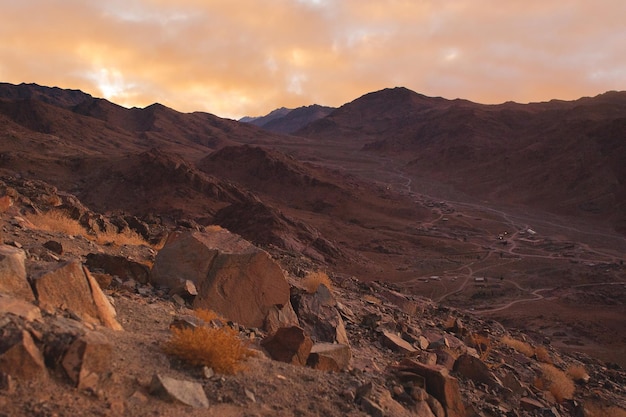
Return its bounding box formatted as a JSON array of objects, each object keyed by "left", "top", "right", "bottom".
[{"left": 1, "top": 0, "right": 625, "bottom": 119}]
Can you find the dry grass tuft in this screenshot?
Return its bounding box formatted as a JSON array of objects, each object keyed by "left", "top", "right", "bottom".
[
  {"left": 26, "top": 209, "right": 85, "bottom": 236},
  {"left": 567, "top": 364, "right": 589, "bottom": 381},
  {"left": 94, "top": 228, "right": 148, "bottom": 246},
  {"left": 27, "top": 209, "right": 151, "bottom": 247},
  {"left": 164, "top": 309, "right": 253, "bottom": 374},
  {"left": 501, "top": 335, "right": 535, "bottom": 357},
  {"left": 585, "top": 403, "right": 626, "bottom": 417},
  {"left": 193, "top": 309, "right": 222, "bottom": 324},
  {"left": 301, "top": 271, "right": 333, "bottom": 294},
  {"left": 538, "top": 363, "right": 575, "bottom": 402},
  {"left": 534, "top": 346, "right": 552, "bottom": 363}
]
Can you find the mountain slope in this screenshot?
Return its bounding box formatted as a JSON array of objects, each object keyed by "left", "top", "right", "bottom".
[
  {"left": 241, "top": 104, "right": 335, "bottom": 134},
  {"left": 296, "top": 87, "right": 626, "bottom": 233}
]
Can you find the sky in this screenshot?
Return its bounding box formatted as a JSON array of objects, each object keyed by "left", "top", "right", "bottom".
[{"left": 1, "top": 0, "right": 625, "bottom": 119}]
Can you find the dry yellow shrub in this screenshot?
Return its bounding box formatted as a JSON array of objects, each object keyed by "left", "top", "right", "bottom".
[
  {"left": 27, "top": 209, "right": 153, "bottom": 248},
  {"left": 501, "top": 335, "right": 534, "bottom": 357},
  {"left": 94, "top": 228, "right": 148, "bottom": 246},
  {"left": 164, "top": 309, "right": 252, "bottom": 374},
  {"left": 585, "top": 403, "right": 626, "bottom": 417},
  {"left": 302, "top": 271, "right": 333, "bottom": 293},
  {"left": 26, "top": 209, "right": 85, "bottom": 236},
  {"left": 534, "top": 346, "right": 552, "bottom": 363},
  {"left": 193, "top": 309, "right": 222, "bottom": 324},
  {"left": 567, "top": 364, "right": 589, "bottom": 381},
  {"left": 538, "top": 363, "right": 575, "bottom": 402}
]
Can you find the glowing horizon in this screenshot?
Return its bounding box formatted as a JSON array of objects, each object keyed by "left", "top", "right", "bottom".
[{"left": 1, "top": 0, "right": 624, "bottom": 119}]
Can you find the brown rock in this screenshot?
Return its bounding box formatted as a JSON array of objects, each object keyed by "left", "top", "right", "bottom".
[
  {"left": 168, "top": 279, "right": 198, "bottom": 297},
  {"left": 0, "top": 293, "right": 41, "bottom": 321},
  {"left": 150, "top": 373, "right": 209, "bottom": 408},
  {"left": 519, "top": 397, "right": 545, "bottom": 411},
  {"left": 435, "top": 349, "right": 456, "bottom": 371},
  {"left": 0, "top": 195, "right": 12, "bottom": 212},
  {"left": 395, "top": 359, "right": 466, "bottom": 417},
  {"left": 85, "top": 253, "right": 150, "bottom": 284},
  {"left": 378, "top": 287, "right": 421, "bottom": 315},
  {"left": 413, "top": 400, "right": 437, "bottom": 417},
  {"left": 293, "top": 285, "right": 350, "bottom": 345},
  {"left": 0, "top": 371, "right": 15, "bottom": 393},
  {"left": 151, "top": 230, "right": 291, "bottom": 329},
  {"left": 417, "top": 335, "right": 431, "bottom": 350},
  {"left": 382, "top": 330, "right": 418, "bottom": 354},
  {"left": 264, "top": 303, "right": 300, "bottom": 335},
  {"left": 84, "top": 267, "right": 123, "bottom": 331},
  {"left": 502, "top": 372, "right": 525, "bottom": 398},
  {"left": 0, "top": 330, "right": 47, "bottom": 380},
  {"left": 91, "top": 273, "right": 113, "bottom": 290},
  {"left": 307, "top": 343, "right": 351, "bottom": 371},
  {"left": 0, "top": 244, "right": 33, "bottom": 301},
  {"left": 43, "top": 240, "right": 63, "bottom": 255},
  {"left": 425, "top": 394, "right": 446, "bottom": 417},
  {"left": 34, "top": 262, "right": 122, "bottom": 330},
  {"left": 62, "top": 331, "right": 112, "bottom": 390},
  {"left": 359, "top": 396, "right": 384, "bottom": 417},
  {"left": 453, "top": 354, "right": 502, "bottom": 388},
  {"left": 261, "top": 326, "right": 312, "bottom": 366},
  {"left": 378, "top": 389, "right": 417, "bottom": 417}
]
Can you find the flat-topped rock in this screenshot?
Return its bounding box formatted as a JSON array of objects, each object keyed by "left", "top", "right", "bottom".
[{"left": 151, "top": 230, "right": 291, "bottom": 329}]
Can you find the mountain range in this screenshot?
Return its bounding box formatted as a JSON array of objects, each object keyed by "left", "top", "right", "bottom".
[{"left": 1, "top": 81, "right": 626, "bottom": 399}]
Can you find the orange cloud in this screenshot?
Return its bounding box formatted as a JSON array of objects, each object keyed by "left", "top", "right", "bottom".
[{"left": 1, "top": 0, "right": 624, "bottom": 118}]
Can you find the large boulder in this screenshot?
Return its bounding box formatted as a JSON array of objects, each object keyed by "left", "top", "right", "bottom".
[
  {"left": 151, "top": 230, "right": 291, "bottom": 329},
  {"left": 62, "top": 331, "right": 113, "bottom": 390},
  {"left": 0, "top": 245, "right": 34, "bottom": 301},
  {"left": 453, "top": 354, "right": 502, "bottom": 389},
  {"left": 393, "top": 359, "right": 467, "bottom": 417},
  {"left": 150, "top": 373, "right": 209, "bottom": 409},
  {"left": 261, "top": 326, "right": 312, "bottom": 366},
  {"left": 0, "top": 294, "right": 41, "bottom": 321},
  {"left": 292, "top": 284, "right": 349, "bottom": 346},
  {"left": 307, "top": 342, "right": 351, "bottom": 371},
  {"left": 85, "top": 253, "right": 150, "bottom": 284},
  {"left": 0, "top": 330, "right": 47, "bottom": 380},
  {"left": 33, "top": 262, "right": 122, "bottom": 330}
]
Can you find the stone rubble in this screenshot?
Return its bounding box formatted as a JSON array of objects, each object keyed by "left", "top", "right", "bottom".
[{"left": 0, "top": 177, "right": 624, "bottom": 416}]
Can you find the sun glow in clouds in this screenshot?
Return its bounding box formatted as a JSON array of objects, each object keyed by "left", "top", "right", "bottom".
[{"left": 1, "top": 0, "right": 625, "bottom": 117}]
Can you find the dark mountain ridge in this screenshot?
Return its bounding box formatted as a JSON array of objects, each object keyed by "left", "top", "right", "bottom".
[
  {"left": 294, "top": 87, "right": 626, "bottom": 234},
  {"left": 241, "top": 104, "right": 335, "bottom": 134}
]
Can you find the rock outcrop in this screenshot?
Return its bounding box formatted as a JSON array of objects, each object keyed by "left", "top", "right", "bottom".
[
  {"left": 151, "top": 230, "right": 292, "bottom": 329},
  {"left": 0, "top": 244, "right": 34, "bottom": 301},
  {"left": 33, "top": 262, "right": 122, "bottom": 330},
  {"left": 62, "top": 331, "right": 113, "bottom": 390},
  {"left": 0, "top": 330, "right": 47, "bottom": 380},
  {"left": 261, "top": 326, "right": 313, "bottom": 366}
]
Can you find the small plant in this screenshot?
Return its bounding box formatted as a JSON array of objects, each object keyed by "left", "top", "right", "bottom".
[
  {"left": 163, "top": 309, "right": 253, "bottom": 374},
  {"left": 567, "top": 364, "right": 589, "bottom": 382},
  {"left": 27, "top": 209, "right": 150, "bottom": 247},
  {"left": 534, "top": 346, "right": 552, "bottom": 363},
  {"left": 193, "top": 308, "right": 221, "bottom": 324},
  {"left": 537, "top": 363, "right": 575, "bottom": 402},
  {"left": 585, "top": 403, "right": 626, "bottom": 417},
  {"left": 301, "top": 271, "right": 333, "bottom": 293},
  {"left": 94, "top": 228, "right": 148, "bottom": 246},
  {"left": 26, "top": 209, "right": 85, "bottom": 236},
  {"left": 501, "top": 335, "right": 534, "bottom": 357}
]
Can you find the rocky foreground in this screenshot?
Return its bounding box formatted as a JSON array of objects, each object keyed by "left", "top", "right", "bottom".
[{"left": 1, "top": 176, "right": 625, "bottom": 417}]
